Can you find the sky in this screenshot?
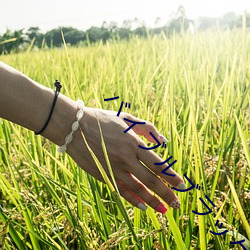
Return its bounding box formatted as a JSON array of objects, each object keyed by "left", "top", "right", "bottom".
[{"left": 0, "top": 0, "right": 249, "bottom": 34}]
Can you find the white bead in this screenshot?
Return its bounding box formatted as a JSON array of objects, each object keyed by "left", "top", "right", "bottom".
[
  {"left": 76, "top": 100, "right": 84, "bottom": 108},
  {"left": 76, "top": 109, "right": 84, "bottom": 120},
  {"left": 72, "top": 121, "right": 79, "bottom": 131},
  {"left": 57, "top": 100, "right": 85, "bottom": 154},
  {"left": 57, "top": 145, "right": 67, "bottom": 153},
  {"left": 65, "top": 133, "right": 73, "bottom": 144}
]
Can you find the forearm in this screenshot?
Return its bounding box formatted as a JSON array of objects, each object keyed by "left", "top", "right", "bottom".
[
  {"left": 0, "top": 62, "right": 186, "bottom": 212},
  {"left": 0, "top": 61, "right": 77, "bottom": 146}
]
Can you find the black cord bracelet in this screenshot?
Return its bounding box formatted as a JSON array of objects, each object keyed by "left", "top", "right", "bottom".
[{"left": 35, "top": 80, "right": 62, "bottom": 135}]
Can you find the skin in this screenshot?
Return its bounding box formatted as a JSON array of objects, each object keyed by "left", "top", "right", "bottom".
[{"left": 0, "top": 61, "right": 185, "bottom": 213}]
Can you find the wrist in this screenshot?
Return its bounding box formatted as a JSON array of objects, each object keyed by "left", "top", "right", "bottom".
[{"left": 41, "top": 93, "right": 79, "bottom": 146}]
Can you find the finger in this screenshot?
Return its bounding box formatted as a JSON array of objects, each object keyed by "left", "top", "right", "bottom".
[
  {"left": 126, "top": 161, "right": 181, "bottom": 210},
  {"left": 122, "top": 114, "right": 162, "bottom": 144},
  {"left": 116, "top": 180, "right": 148, "bottom": 211},
  {"left": 136, "top": 141, "right": 185, "bottom": 189},
  {"left": 118, "top": 173, "right": 169, "bottom": 213}
]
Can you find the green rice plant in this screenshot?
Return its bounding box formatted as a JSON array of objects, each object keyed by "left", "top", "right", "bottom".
[{"left": 0, "top": 29, "right": 249, "bottom": 249}]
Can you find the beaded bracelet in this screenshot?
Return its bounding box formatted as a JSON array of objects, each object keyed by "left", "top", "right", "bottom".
[{"left": 57, "top": 100, "right": 85, "bottom": 153}]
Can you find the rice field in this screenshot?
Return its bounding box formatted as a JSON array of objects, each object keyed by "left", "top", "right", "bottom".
[{"left": 0, "top": 29, "right": 250, "bottom": 249}]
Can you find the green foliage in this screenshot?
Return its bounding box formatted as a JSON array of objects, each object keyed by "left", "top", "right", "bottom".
[
  {"left": 0, "top": 30, "right": 250, "bottom": 249},
  {"left": 1, "top": 12, "right": 250, "bottom": 54},
  {"left": 45, "top": 27, "right": 86, "bottom": 47},
  {"left": 0, "top": 29, "right": 30, "bottom": 54}
]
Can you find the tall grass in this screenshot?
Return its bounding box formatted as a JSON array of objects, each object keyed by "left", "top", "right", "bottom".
[{"left": 0, "top": 30, "right": 249, "bottom": 249}]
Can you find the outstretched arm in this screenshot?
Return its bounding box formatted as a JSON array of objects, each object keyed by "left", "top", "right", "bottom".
[
  {"left": 0, "top": 61, "right": 185, "bottom": 213},
  {"left": 0, "top": 61, "right": 77, "bottom": 146}
]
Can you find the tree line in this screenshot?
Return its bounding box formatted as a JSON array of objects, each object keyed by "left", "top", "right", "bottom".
[{"left": 0, "top": 10, "right": 249, "bottom": 54}]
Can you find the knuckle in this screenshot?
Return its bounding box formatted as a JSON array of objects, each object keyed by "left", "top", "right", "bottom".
[
  {"left": 146, "top": 121, "right": 157, "bottom": 134},
  {"left": 146, "top": 121, "right": 154, "bottom": 127},
  {"left": 120, "top": 111, "right": 128, "bottom": 119},
  {"left": 138, "top": 140, "right": 147, "bottom": 150},
  {"left": 161, "top": 192, "right": 173, "bottom": 203},
  {"left": 122, "top": 112, "right": 133, "bottom": 121},
  {"left": 125, "top": 113, "right": 133, "bottom": 119},
  {"left": 146, "top": 175, "right": 157, "bottom": 189},
  {"left": 118, "top": 184, "right": 128, "bottom": 194},
  {"left": 154, "top": 165, "right": 165, "bottom": 175},
  {"left": 146, "top": 121, "right": 154, "bottom": 129},
  {"left": 143, "top": 121, "right": 154, "bottom": 135},
  {"left": 147, "top": 196, "right": 159, "bottom": 207},
  {"left": 131, "top": 183, "right": 144, "bottom": 194}
]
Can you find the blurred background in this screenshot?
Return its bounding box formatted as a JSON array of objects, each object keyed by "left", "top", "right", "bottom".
[{"left": 0, "top": 0, "right": 250, "bottom": 53}]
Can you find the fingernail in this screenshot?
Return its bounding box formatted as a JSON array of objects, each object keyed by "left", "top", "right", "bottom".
[
  {"left": 170, "top": 199, "right": 181, "bottom": 209},
  {"left": 177, "top": 182, "right": 186, "bottom": 190},
  {"left": 137, "top": 203, "right": 147, "bottom": 211},
  {"left": 156, "top": 203, "right": 168, "bottom": 214},
  {"left": 158, "top": 134, "right": 168, "bottom": 143}
]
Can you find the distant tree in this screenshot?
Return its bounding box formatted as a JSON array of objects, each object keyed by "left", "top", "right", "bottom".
[
  {"left": 27, "top": 27, "right": 43, "bottom": 47},
  {"left": 247, "top": 13, "right": 250, "bottom": 27},
  {"left": 198, "top": 17, "right": 217, "bottom": 30},
  {"left": 131, "top": 18, "right": 143, "bottom": 30},
  {"left": 100, "top": 27, "right": 110, "bottom": 43},
  {"left": 167, "top": 5, "right": 194, "bottom": 34},
  {"left": 27, "top": 27, "right": 40, "bottom": 40},
  {"left": 0, "top": 29, "right": 29, "bottom": 54},
  {"left": 1, "top": 12, "right": 249, "bottom": 54},
  {"left": 64, "top": 29, "right": 86, "bottom": 45},
  {"left": 133, "top": 26, "right": 147, "bottom": 37},
  {"left": 236, "top": 12, "right": 250, "bottom": 28},
  {"left": 176, "top": 5, "right": 186, "bottom": 20},
  {"left": 220, "top": 12, "right": 237, "bottom": 29},
  {"left": 122, "top": 19, "right": 132, "bottom": 30},
  {"left": 45, "top": 28, "right": 64, "bottom": 47},
  {"left": 154, "top": 17, "right": 162, "bottom": 28},
  {"left": 101, "top": 21, "right": 108, "bottom": 29},
  {"left": 86, "top": 26, "right": 104, "bottom": 43},
  {"left": 117, "top": 28, "right": 131, "bottom": 40},
  {"left": 108, "top": 21, "right": 118, "bottom": 33},
  {"left": 0, "top": 29, "right": 15, "bottom": 53},
  {"left": 116, "top": 19, "right": 132, "bottom": 40},
  {"left": 45, "top": 27, "right": 85, "bottom": 47}
]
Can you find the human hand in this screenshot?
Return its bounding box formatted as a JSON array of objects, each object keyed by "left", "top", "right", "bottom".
[
  {"left": 67, "top": 107, "right": 185, "bottom": 213},
  {"left": 0, "top": 62, "right": 184, "bottom": 213}
]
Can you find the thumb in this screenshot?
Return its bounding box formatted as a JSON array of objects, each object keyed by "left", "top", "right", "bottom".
[{"left": 121, "top": 113, "right": 168, "bottom": 144}]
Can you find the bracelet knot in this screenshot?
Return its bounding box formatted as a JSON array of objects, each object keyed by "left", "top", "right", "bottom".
[{"left": 35, "top": 80, "right": 62, "bottom": 135}]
